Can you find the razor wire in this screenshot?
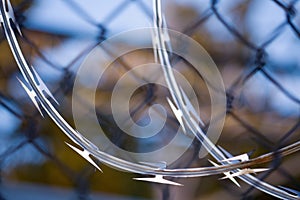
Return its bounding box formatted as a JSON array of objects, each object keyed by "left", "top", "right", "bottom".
[{"left": 0, "top": 0, "right": 300, "bottom": 199}]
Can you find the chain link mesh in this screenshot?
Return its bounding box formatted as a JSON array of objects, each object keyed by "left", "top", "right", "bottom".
[{"left": 0, "top": 0, "right": 300, "bottom": 199}]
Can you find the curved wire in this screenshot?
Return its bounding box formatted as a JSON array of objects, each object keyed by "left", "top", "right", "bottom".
[
  {"left": 0, "top": 0, "right": 299, "bottom": 197},
  {"left": 0, "top": 0, "right": 252, "bottom": 179},
  {"left": 152, "top": 0, "right": 299, "bottom": 199}
]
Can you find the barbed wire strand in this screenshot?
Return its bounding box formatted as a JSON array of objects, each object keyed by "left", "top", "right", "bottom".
[{"left": 1, "top": 0, "right": 300, "bottom": 199}]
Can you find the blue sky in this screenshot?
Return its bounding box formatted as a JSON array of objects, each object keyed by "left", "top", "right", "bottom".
[{"left": 23, "top": 0, "right": 300, "bottom": 114}]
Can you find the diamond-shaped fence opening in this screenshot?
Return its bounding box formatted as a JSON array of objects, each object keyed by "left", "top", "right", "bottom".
[{"left": 0, "top": 0, "right": 300, "bottom": 199}]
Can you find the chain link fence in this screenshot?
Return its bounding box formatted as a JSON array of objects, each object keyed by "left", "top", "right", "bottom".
[{"left": 0, "top": 0, "right": 300, "bottom": 199}]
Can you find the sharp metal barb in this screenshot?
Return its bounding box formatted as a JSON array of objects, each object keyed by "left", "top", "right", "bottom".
[
  {"left": 17, "top": 77, "right": 44, "bottom": 117},
  {"left": 134, "top": 175, "right": 182, "bottom": 186},
  {"left": 220, "top": 168, "right": 269, "bottom": 180},
  {"left": 3, "top": 0, "right": 280, "bottom": 181},
  {"left": 65, "top": 142, "right": 102, "bottom": 172},
  {"left": 1, "top": 0, "right": 300, "bottom": 198},
  {"left": 167, "top": 97, "right": 186, "bottom": 133},
  {"left": 31, "top": 67, "right": 59, "bottom": 105},
  {"left": 134, "top": 160, "right": 182, "bottom": 186},
  {"left": 221, "top": 153, "right": 250, "bottom": 163},
  {"left": 153, "top": 0, "right": 299, "bottom": 198},
  {"left": 209, "top": 159, "right": 240, "bottom": 187}
]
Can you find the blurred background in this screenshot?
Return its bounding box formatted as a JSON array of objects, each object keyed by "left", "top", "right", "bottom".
[{"left": 1, "top": 0, "right": 300, "bottom": 199}]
